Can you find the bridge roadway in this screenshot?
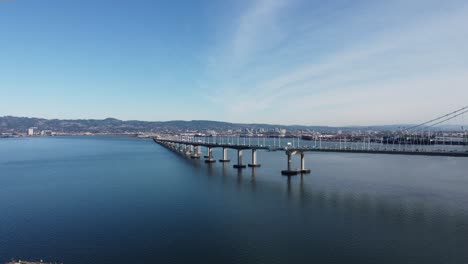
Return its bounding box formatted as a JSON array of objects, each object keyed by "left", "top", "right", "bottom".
[{"left": 154, "top": 138, "right": 468, "bottom": 175}]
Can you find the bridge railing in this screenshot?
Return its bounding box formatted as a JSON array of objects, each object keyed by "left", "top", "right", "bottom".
[{"left": 156, "top": 135, "right": 468, "bottom": 155}]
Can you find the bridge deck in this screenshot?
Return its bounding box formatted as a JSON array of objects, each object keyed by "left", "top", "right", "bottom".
[{"left": 154, "top": 139, "right": 468, "bottom": 157}]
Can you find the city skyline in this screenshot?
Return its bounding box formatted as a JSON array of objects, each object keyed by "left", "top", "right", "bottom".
[{"left": 1, "top": 0, "right": 468, "bottom": 126}]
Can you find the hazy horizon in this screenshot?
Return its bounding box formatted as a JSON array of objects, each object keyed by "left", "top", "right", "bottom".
[{"left": 3, "top": 114, "right": 468, "bottom": 129}]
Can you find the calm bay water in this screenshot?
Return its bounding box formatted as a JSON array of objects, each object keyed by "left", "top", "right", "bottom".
[{"left": 1, "top": 136, "right": 468, "bottom": 263}]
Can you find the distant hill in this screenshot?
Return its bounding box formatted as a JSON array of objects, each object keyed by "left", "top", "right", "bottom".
[
  {"left": 1, "top": 116, "right": 463, "bottom": 134},
  {"left": 0, "top": 116, "right": 331, "bottom": 134}
]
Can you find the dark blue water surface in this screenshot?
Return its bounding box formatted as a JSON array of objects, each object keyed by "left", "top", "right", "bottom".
[{"left": 1, "top": 136, "right": 468, "bottom": 263}]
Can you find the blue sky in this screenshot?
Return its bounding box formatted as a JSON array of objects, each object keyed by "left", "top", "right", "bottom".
[{"left": 1, "top": 0, "right": 467, "bottom": 125}]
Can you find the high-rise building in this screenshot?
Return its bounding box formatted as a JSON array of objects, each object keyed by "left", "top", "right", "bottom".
[{"left": 27, "top": 127, "right": 34, "bottom": 136}]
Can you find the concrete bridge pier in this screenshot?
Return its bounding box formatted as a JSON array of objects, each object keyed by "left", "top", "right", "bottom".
[
  {"left": 233, "top": 149, "right": 246, "bottom": 169},
  {"left": 248, "top": 149, "right": 261, "bottom": 167},
  {"left": 281, "top": 150, "right": 310, "bottom": 176},
  {"left": 219, "top": 147, "right": 230, "bottom": 162},
  {"left": 191, "top": 146, "right": 201, "bottom": 159},
  {"left": 205, "top": 147, "right": 216, "bottom": 163},
  {"left": 185, "top": 145, "right": 191, "bottom": 156},
  {"left": 281, "top": 152, "right": 296, "bottom": 175},
  {"left": 300, "top": 152, "right": 311, "bottom": 174}
]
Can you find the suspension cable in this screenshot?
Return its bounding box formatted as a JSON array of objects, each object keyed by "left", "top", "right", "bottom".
[
  {"left": 406, "top": 105, "right": 468, "bottom": 131},
  {"left": 425, "top": 108, "right": 468, "bottom": 129}
]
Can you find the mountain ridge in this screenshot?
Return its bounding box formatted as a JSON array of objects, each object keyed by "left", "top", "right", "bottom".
[{"left": 1, "top": 115, "right": 461, "bottom": 133}]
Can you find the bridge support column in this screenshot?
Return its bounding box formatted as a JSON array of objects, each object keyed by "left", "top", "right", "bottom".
[
  {"left": 233, "top": 149, "right": 246, "bottom": 169},
  {"left": 205, "top": 147, "right": 216, "bottom": 163},
  {"left": 219, "top": 147, "right": 230, "bottom": 162},
  {"left": 281, "top": 151, "right": 301, "bottom": 176},
  {"left": 300, "top": 152, "right": 311, "bottom": 174},
  {"left": 185, "top": 145, "right": 191, "bottom": 156},
  {"left": 248, "top": 149, "right": 261, "bottom": 167},
  {"left": 300, "top": 153, "right": 304, "bottom": 170},
  {"left": 191, "top": 146, "right": 201, "bottom": 159}
]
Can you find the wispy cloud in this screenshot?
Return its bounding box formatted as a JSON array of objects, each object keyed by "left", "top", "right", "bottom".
[
  {"left": 203, "top": 0, "right": 468, "bottom": 125},
  {"left": 229, "top": 0, "right": 289, "bottom": 66}
]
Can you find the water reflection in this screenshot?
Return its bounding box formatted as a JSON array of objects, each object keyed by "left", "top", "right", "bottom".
[
  {"left": 206, "top": 163, "right": 215, "bottom": 176},
  {"left": 286, "top": 176, "right": 292, "bottom": 198},
  {"left": 250, "top": 167, "right": 257, "bottom": 178},
  {"left": 236, "top": 169, "right": 243, "bottom": 187},
  {"left": 175, "top": 150, "right": 468, "bottom": 231}
]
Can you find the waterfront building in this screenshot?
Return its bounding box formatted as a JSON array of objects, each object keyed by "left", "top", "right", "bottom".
[{"left": 40, "top": 130, "right": 54, "bottom": 136}]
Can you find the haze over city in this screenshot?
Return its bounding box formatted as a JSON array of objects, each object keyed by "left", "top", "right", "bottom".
[{"left": 1, "top": 0, "right": 467, "bottom": 126}]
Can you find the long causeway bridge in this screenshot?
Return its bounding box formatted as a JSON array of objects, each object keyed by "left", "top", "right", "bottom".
[
  {"left": 154, "top": 106, "right": 468, "bottom": 175},
  {"left": 154, "top": 135, "right": 468, "bottom": 176}
]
